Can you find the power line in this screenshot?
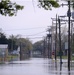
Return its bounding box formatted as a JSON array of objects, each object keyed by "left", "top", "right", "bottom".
[
  {"left": 6, "top": 30, "right": 46, "bottom": 38},
  {"left": 21, "top": 31, "right": 46, "bottom": 36},
  {"left": 3, "top": 27, "right": 46, "bottom": 31},
  {"left": 28, "top": 37, "right": 43, "bottom": 39}
]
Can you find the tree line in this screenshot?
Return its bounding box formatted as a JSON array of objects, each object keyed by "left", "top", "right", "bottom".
[{"left": 0, "top": 31, "right": 32, "bottom": 52}]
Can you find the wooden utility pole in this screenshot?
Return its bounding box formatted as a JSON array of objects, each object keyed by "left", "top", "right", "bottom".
[
  {"left": 47, "top": 28, "right": 52, "bottom": 58},
  {"left": 43, "top": 38, "right": 46, "bottom": 58},
  {"left": 67, "top": 1, "right": 71, "bottom": 71},
  {"left": 55, "top": 14, "right": 58, "bottom": 61},
  {"left": 58, "top": 17, "right": 62, "bottom": 71},
  {"left": 61, "top": 1, "right": 72, "bottom": 71},
  {"left": 20, "top": 42, "right": 22, "bottom": 60}
]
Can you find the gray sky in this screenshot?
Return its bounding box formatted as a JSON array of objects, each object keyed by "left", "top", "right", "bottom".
[{"left": 0, "top": 0, "right": 68, "bottom": 43}]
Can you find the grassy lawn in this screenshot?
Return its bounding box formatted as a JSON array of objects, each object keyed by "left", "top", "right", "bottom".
[
  {"left": 57, "top": 55, "right": 74, "bottom": 60},
  {"left": 0, "top": 55, "right": 19, "bottom": 62},
  {"left": 7, "top": 55, "right": 19, "bottom": 61}
]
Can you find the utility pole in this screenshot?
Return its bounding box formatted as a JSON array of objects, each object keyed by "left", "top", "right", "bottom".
[
  {"left": 43, "top": 38, "right": 46, "bottom": 58},
  {"left": 11, "top": 35, "right": 13, "bottom": 61},
  {"left": 47, "top": 28, "right": 52, "bottom": 58},
  {"left": 71, "top": 22, "right": 73, "bottom": 61},
  {"left": 51, "top": 18, "right": 57, "bottom": 60},
  {"left": 20, "top": 42, "right": 22, "bottom": 60},
  {"left": 45, "top": 36, "right": 48, "bottom": 58},
  {"left": 58, "top": 17, "right": 62, "bottom": 71},
  {"left": 11, "top": 35, "right": 13, "bottom": 51},
  {"left": 55, "top": 14, "right": 58, "bottom": 61},
  {"left": 61, "top": 1, "right": 72, "bottom": 71},
  {"left": 67, "top": 1, "right": 71, "bottom": 71},
  {"left": 48, "top": 37, "right": 50, "bottom": 58}
]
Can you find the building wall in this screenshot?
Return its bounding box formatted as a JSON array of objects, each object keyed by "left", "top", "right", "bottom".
[{"left": 0, "top": 44, "right": 8, "bottom": 63}]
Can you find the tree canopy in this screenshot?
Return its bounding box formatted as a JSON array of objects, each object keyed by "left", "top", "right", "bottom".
[
  {"left": 0, "top": 0, "right": 24, "bottom": 16},
  {"left": 0, "top": 32, "right": 8, "bottom": 44},
  {"left": 38, "top": 0, "right": 60, "bottom": 10},
  {"left": 38, "top": 0, "right": 74, "bottom": 10},
  {"left": 33, "top": 40, "right": 44, "bottom": 54}
]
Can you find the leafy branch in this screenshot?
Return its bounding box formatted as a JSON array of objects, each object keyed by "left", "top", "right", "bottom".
[{"left": 0, "top": 0, "right": 24, "bottom": 16}]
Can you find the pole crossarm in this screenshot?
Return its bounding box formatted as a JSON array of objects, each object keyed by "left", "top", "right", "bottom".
[
  {"left": 53, "top": 23, "right": 66, "bottom": 25},
  {"left": 52, "top": 19, "right": 74, "bottom": 22},
  {"left": 51, "top": 17, "right": 74, "bottom": 23},
  {"left": 61, "top": 3, "right": 73, "bottom": 7}
]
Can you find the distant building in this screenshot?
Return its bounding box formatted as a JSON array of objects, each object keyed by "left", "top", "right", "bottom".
[{"left": 0, "top": 44, "right": 8, "bottom": 63}]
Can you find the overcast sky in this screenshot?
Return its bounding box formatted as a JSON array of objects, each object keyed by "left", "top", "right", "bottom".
[{"left": 0, "top": 0, "right": 68, "bottom": 43}]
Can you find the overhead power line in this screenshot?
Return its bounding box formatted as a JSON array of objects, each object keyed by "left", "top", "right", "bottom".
[
  {"left": 21, "top": 31, "right": 46, "bottom": 36},
  {"left": 3, "top": 27, "right": 46, "bottom": 31},
  {"left": 28, "top": 37, "right": 43, "bottom": 39}
]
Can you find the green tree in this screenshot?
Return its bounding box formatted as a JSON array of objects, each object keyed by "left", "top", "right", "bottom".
[
  {"left": 18, "top": 38, "right": 33, "bottom": 50},
  {"left": 33, "top": 40, "right": 44, "bottom": 55},
  {"left": 38, "top": 0, "right": 60, "bottom": 10},
  {"left": 8, "top": 35, "right": 21, "bottom": 52},
  {"left": 0, "top": 32, "right": 8, "bottom": 44},
  {"left": 18, "top": 38, "right": 33, "bottom": 59},
  {"left": 38, "top": 0, "right": 74, "bottom": 10},
  {"left": 8, "top": 35, "right": 33, "bottom": 58},
  {"left": 0, "top": 0, "right": 24, "bottom": 16},
  {"left": 8, "top": 35, "right": 18, "bottom": 52}
]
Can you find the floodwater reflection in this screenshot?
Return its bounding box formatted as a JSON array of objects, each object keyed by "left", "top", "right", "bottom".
[{"left": 0, "top": 58, "right": 74, "bottom": 75}]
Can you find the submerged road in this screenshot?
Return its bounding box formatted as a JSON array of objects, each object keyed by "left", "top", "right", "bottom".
[{"left": 0, "top": 58, "right": 74, "bottom": 75}]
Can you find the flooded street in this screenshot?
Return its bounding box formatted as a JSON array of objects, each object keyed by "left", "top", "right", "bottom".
[{"left": 0, "top": 58, "right": 74, "bottom": 75}]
